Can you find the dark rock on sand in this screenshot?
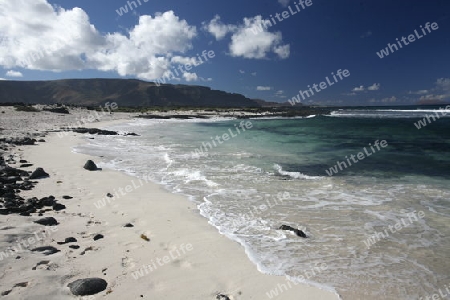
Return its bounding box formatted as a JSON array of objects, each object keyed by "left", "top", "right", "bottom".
[
  {"left": 41, "top": 196, "right": 56, "bottom": 206},
  {"left": 53, "top": 203, "right": 66, "bottom": 211},
  {"left": 124, "top": 223, "right": 134, "bottom": 228},
  {"left": 93, "top": 234, "right": 104, "bottom": 241},
  {"left": 279, "top": 225, "right": 307, "bottom": 238},
  {"left": 34, "top": 217, "right": 58, "bottom": 226},
  {"left": 83, "top": 160, "right": 98, "bottom": 171},
  {"left": 106, "top": 193, "right": 113, "bottom": 198},
  {"left": 20, "top": 163, "right": 33, "bottom": 168},
  {"left": 67, "top": 278, "right": 107, "bottom": 296},
  {"left": 216, "top": 294, "right": 231, "bottom": 300},
  {"left": 62, "top": 195, "right": 73, "bottom": 199},
  {"left": 69, "top": 245, "right": 80, "bottom": 249},
  {"left": 70, "top": 128, "right": 118, "bottom": 135},
  {"left": 31, "top": 246, "right": 60, "bottom": 255},
  {"left": 0, "top": 137, "right": 36, "bottom": 146},
  {"left": 29, "top": 168, "right": 49, "bottom": 179},
  {"left": 57, "top": 237, "right": 77, "bottom": 244}
]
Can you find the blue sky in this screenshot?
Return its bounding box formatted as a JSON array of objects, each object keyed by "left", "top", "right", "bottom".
[{"left": 0, "top": 0, "right": 449, "bottom": 106}]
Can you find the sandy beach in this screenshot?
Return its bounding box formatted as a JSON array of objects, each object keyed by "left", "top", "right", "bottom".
[{"left": 0, "top": 108, "right": 340, "bottom": 299}]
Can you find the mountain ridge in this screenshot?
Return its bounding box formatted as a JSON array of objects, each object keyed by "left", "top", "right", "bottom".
[{"left": 0, "top": 78, "right": 267, "bottom": 107}]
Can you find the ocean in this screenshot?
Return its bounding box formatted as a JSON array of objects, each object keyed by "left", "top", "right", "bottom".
[{"left": 75, "top": 106, "right": 450, "bottom": 299}]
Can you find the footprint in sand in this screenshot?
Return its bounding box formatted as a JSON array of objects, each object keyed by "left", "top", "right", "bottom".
[
  {"left": 121, "top": 256, "right": 135, "bottom": 269},
  {"left": 171, "top": 259, "right": 192, "bottom": 269}
]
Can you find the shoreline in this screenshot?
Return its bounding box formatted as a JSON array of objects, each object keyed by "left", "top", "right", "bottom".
[{"left": 1, "top": 115, "right": 340, "bottom": 299}]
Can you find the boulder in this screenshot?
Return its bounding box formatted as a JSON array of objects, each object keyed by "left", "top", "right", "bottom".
[
  {"left": 93, "top": 234, "right": 104, "bottom": 241},
  {"left": 83, "top": 160, "right": 97, "bottom": 171},
  {"left": 279, "top": 225, "right": 307, "bottom": 238},
  {"left": 34, "top": 217, "right": 58, "bottom": 226},
  {"left": 29, "top": 168, "right": 49, "bottom": 179},
  {"left": 31, "top": 246, "right": 60, "bottom": 255},
  {"left": 67, "top": 278, "right": 107, "bottom": 296}
]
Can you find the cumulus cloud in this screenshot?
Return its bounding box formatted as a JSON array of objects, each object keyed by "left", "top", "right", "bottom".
[
  {"left": 202, "top": 15, "right": 236, "bottom": 40},
  {"left": 367, "top": 83, "right": 380, "bottom": 91},
  {"left": 257, "top": 86, "right": 272, "bottom": 91},
  {"left": 229, "top": 16, "right": 289, "bottom": 59},
  {"left": 352, "top": 86, "right": 365, "bottom": 92},
  {"left": 203, "top": 15, "right": 290, "bottom": 60},
  {"left": 6, "top": 70, "right": 23, "bottom": 77},
  {"left": 0, "top": 0, "right": 200, "bottom": 82},
  {"left": 414, "top": 78, "right": 450, "bottom": 102},
  {"left": 239, "top": 70, "right": 245, "bottom": 74},
  {"left": 183, "top": 72, "right": 198, "bottom": 82}
]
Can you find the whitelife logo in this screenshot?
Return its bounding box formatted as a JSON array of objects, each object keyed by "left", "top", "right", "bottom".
[{"left": 376, "top": 22, "right": 439, "bottom": 59}]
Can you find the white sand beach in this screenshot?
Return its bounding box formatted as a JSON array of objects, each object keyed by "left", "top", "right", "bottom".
[{"left": 0, "top": 110, "right": 340, "bottom": 299}]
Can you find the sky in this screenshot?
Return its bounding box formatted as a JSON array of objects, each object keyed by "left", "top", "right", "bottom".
[{"left": 0, "top": 0, "right": 449, "bottom": 106}]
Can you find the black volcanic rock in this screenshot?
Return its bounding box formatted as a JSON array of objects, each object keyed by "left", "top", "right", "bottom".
[
  {"left": 279, "top": 225, "right": 307, "bottom": 238},
  {"left": 93, "top": 234, "right": 104, "bottom": 241},
  {"left": 34, "top": 217, "right": 58, "bottom": 226},
  {"left": 31, "top": 246, "right": 60, "bottom": 255},
  {"left": 67, "top": 278, "right": 107, "bottom": 296},
  {"left": 29, "top": 168, "right": 49, "bottom": 179},
  {"left": 83, "top": 160, "right": 97, "bottom": 171},
  {"left": 69, "top": 128, "right": 118, "bottom": 135}
]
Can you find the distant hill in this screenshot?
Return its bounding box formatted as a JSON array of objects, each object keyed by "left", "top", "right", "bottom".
[{"left": 0, "top": 79, "right": 263, "bottom": 108}]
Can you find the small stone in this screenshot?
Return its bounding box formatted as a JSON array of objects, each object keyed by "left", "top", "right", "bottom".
[
  {"left": 29, "top": 168, "right": 49, "bottom": 179},
  {"left": 34, "top": 217, "right": 58, "bottom": 226},
  {"left": 62, "top": 195, "right": 73, "bottom": 199},
  {"left": 93, "top": 234, "right": 104, "bottom": 241},
  {"left": 106, "top": 193, "right": 113, "bottom": 198},
  {"left": 83, "top": 160, "right": 98, "bottom": 171},
  {"left": 31, "top": 246, "right": 60, "bottom": 255},
  {"left": 67, "top": 278, "right": 107, "bottom": 296},
  {"left": 53, "top": 203, "right": 66, "bottom": 211},
  {"left": 69, "top": 245, "right": 80, "bottom": 249},
  {"left": 124, "top": 223, "right": 134, "bottom": 228}
]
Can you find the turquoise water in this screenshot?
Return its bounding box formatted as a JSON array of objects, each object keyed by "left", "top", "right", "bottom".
[{"left": 76, "top": 107, "right": 450, "bottom": 299}]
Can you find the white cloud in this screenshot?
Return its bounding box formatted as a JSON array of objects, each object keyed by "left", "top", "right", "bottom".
[
  {"left": 352, "top": 86, "right": 365, "bottom": 92},
  {"left": 257, "top": 86, "right": 272, "bottom": 91},
  {"left": 202, "top": 15, "right": 236, "bottom": 40},
  {"left": 203, "top": 15, "right": 290, "bottom": 60},
  {"left": 251, "top": 72, "right": 257, "bottom": 76},
  {"left": 239, "top": 70, "right": 245, "bottom": 74},
  {"left": 409, "top": 90, "right": 429, "bottom": 95},
  {"left": 278, "top": 0, "right": 291, "bottom": 7},
  {"left": 0, "top": 78, "right": 6, "bottom": 80},
  {"left": 367, "top": 83, "right": 380, "bottom": 91},
  {"left": 6, "top": 70, "right": 23, "bottom": 77},
  {"left": 229, "top": 16, "right": 290, "bottom": 59},
  {"left": 0, "top": 0, "right": 198, "bottom": 81},
  {"left": 273, "top": 44, "right": 290, "bottom": 59},
  {"left": 183, "top": 72, "right": 198, "bottom": 82},
  {"left": 381, "top": 96, "right": 397, "bottom": 103},
  {"left": 413, "top": 78, "right": 450, "bottom": 102}
]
